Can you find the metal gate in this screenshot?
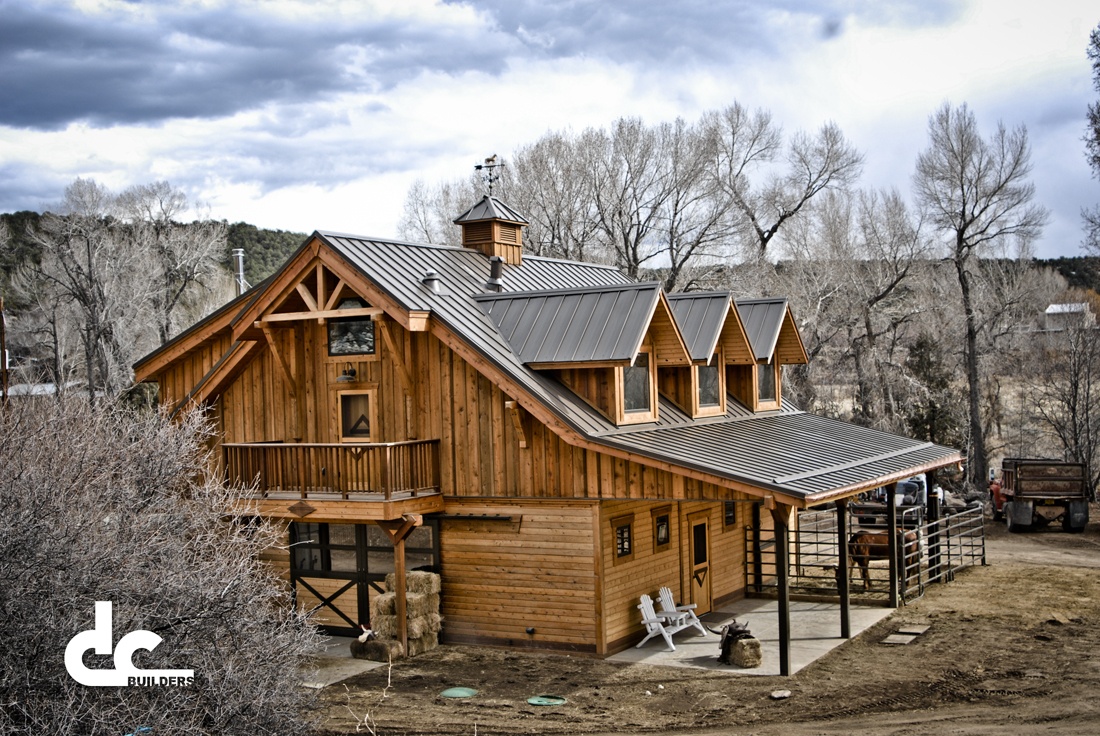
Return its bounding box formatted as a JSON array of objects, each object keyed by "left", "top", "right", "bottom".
[{"left": 745, "top": 503, "right": 986, "bottom": 603}]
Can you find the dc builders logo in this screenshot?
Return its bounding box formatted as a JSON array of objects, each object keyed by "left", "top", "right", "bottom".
[{"left": 65, "top": 601, "right": 195, "bottom": 687}]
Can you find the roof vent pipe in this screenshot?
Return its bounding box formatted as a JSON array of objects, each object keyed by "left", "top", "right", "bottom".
[
  {"left": 421, "top": 270, "right": 447, "bottom": 295},
  {"left": 485, "top": 256, "right": 504, "bottom": 293}
]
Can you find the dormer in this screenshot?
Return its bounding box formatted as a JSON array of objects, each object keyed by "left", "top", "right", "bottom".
[
  {"left": 453, "top": 195, "right": 529, "bottom": 265},
  {"left": 477, "top": 283, "right": 690, "bottom": 425},
  {"left": 728, "top": 298, "right": 808, "bottom": 412},
  {"left": 665, "top": 292, "right": 755, "bottom": 418}
]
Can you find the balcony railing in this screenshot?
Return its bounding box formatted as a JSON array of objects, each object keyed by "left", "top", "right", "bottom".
[{"left": 223, "top": 440, "right": 440, "bottom": 501}]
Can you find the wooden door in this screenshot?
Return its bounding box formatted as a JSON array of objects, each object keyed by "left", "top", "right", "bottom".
[{"left": 689, "top": 516, "right": 712, "bottom": 613}]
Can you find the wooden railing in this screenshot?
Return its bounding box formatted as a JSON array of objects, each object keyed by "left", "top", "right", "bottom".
[{"left": 223, "top": 440, "right": 440, "bottom": 500}]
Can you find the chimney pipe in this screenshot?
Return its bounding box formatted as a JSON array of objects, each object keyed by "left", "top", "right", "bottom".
[
  {"left": 485, "top": 256, "right": 504, "bottom": 293},
  {"left": 232, "top": 248, "right": 248, "bottom": 296}
]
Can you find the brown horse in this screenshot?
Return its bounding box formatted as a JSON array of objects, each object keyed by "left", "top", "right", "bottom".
[{"left": 848, "top": 528, "right": 920, "bottom": 592}]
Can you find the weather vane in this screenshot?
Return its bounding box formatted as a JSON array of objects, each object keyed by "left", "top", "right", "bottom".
[{"left": 474, "top": 154, "right": 504, "bottom": 195}]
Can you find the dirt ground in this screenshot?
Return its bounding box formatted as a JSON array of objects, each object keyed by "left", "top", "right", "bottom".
[{"left": 318, "top": 509, "right": 1100, "bottom": 735}]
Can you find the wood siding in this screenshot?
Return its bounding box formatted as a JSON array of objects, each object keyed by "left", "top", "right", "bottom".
[{"left": 438, "top": 499, "right": 599, "bottom": 651}]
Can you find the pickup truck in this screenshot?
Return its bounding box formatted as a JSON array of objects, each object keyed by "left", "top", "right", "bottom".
[{"left": 990, "top": 458, "right": 1089, "bottom": 533}]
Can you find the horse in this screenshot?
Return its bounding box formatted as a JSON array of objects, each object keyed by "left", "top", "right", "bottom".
[{"left": 848, "top": 528, "right": 920, "bottom": 592}]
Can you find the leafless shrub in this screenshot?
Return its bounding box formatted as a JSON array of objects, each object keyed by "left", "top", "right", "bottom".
[{"left": 0, "top": 400, "right": 323, "bottom": 735}]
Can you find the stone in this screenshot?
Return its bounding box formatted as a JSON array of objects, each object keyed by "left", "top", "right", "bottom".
[
  {"left": 731, "top": 636, "right": 762, "bottom": 668},
  {"left": 770, "top": 689, "right": 791, "bottom": 700},
  {"left": 881, "top": 634, "right": 917, "bottom": 645}
]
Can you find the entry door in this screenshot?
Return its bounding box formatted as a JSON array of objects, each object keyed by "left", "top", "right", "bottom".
[{"left": 689, "top": 517, "right": 712, "bottom": 613}]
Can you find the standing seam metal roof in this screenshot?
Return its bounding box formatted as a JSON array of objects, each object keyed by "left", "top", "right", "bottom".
[
  {"left": 735, "top": 298, "right": 788, "bottom": 362},
  {"left": 666, "top": 291, "right": 733, "bottom": 362}
]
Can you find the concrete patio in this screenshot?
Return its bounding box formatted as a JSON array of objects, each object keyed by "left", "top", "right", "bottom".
[{"left": 607, "top": 597, "right": 895, "bottom": 676}]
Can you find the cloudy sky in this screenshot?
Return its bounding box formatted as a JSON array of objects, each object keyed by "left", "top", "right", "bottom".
[{"left": 0, "top": 0, "right": 1096, "bottom": 258}]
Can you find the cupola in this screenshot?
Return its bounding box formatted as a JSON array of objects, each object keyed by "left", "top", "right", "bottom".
[{"left": 453, "top": 195, "right": 529, "bottom": 265}]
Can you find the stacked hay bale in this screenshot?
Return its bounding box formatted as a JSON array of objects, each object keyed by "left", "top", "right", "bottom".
[{"left": 355, "top": 570, "right": 442, "bottom": 661}]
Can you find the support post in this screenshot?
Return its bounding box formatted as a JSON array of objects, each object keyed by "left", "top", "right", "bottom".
[
  {"left": 377, "top": 514, "right": 423, "bottom": 656},
  {"left": 770, "top": 503, "right": 794, "bottom": 676},
  {"left": 886, "top": 482, "right": 899, "bottom": 608},
  {"left": 926, "top": 475, "right": 941, "bottom": 583},
  {"left": 752, "top": 502, "right": 763, "bottom": 593},
  {"left": 835, "top": 498, "right": 851, "bottom": 639}
]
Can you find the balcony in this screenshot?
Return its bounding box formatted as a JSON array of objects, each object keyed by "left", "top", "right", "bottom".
[{"left": 224, "top": 440, "right": 443, "bottom": 520}]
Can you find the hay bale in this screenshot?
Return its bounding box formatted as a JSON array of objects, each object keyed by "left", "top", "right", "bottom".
[
  {"left": 371, "top": 592, "right": 440, "bottom": 621},
  {"left": 406, "top": 592, "right": 440, "bottom": 619},
  {"left": 371, "top": 592, "right": 396, "bottom": 618},
  {"left": 350, "top": 638, "right": 404, "bottom": 662},
  {"left": 371, "top": 614, "right": 398, "bottom": 640},
  {"left": 385, "top": 570, "right": 441, "bottom": 595},
  {"left": 405, "top": 631, "right": 438, "bottom": 657},
  {"left": 731, "top": 637, "right": 762, "bottom": 668}
]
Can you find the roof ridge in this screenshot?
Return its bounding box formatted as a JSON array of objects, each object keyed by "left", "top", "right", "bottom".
[{"left": 474, "top": 280, "right": 661, "bottom": 302}]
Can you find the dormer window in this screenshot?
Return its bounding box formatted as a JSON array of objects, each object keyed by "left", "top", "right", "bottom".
[
  {"left": 618, "top": 347, "right": 657, "bottom": 424},
  {"left": 757, "top": 358, "right": 779, "bottom": 408},
  {"left": 695, "top": 350, "right": 725, "bottom": 416}
]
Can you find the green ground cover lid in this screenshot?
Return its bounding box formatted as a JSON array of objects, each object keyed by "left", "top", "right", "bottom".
[
  {"left": 440, "top": 687, "right": 478, "bottom": 698},
  {"left": 526, "top": 694, "right": 567, "bottom": 706}
]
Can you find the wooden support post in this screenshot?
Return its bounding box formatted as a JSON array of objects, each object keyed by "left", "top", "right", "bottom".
[
  {"left": 770, "top": 502, "right": 794, "bottom": 677},
  {"left": 835, "top": 498, "right": 851, "bottom": 639},
  {"left": 377, "top": 514, "right": 423, "bottom": 656},
  {"left": 886, "top": 482, "right": 899, "bottom": 609}
]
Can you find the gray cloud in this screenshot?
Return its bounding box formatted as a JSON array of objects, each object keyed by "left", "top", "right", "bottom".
[{"left": 0, "top": 1, "right": 511, "bottom": 130}]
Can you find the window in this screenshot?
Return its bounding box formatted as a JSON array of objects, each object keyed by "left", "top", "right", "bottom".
[
  {"left": 610, "top": 513, "right": 635, "bottom": 565},
  {"left": 697, "top": 362, "right": 721, "bottom": 407},
  {"left": 327, "top": 298, "right": 376, "bottom": 356},
  {"left": 652, "top": 505, "right": 671, "bottom": 552},
  {"left": 623, "top": 352, "right": 651, "bottom": 414},
  {"left": 289, "top": 521, "right": 439, "bottom": 575},
  {"left": 724, "top": 501, "right": 737, "bottom": 529},
  {"left": 338, "top": 390, "right": 376, "bottom": 441},
  {"left": 757, "top": 358, "right": 777, "bottom": 404},
  {"left": 615, "top": 524, "right": 632, "bottom": 556}
]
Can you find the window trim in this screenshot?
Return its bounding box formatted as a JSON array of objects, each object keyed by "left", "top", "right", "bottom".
[
  {"left": 755, "top": 358, "right": 780, "bottom": 411},
  {"left": 326, "top": 298, "right": 380, "bottom": 361},
  {"left": 617, "top": 346, "right": 658, "bottom": 425},
  {"left": 337, "top": 388, "right": 378, "bottom": 442},
  {"left": 693, "top": 349, "right": 726, "bottom": 417},
  {"left": 610, "top": 513, "right": 635, "bottom": 565},
  {"left": 723, "top": 500, "right": 739, "bottom": 531},
  {"left": 651, "top": 505, "right": 672, "bottom": 552}
]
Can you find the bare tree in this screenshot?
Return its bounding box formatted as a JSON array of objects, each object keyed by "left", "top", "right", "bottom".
[
  {"left": 914, "top": 102, "right": 1048, "bottom": 488},
  {"left": 118, "top": 181, "right": 226, "bottom": 344},
  {"left": 704, "top": 103, "right": 863, "bottom": 258},
  {"left": 1085, "top": 23, "right": 1100, "bottom": 252},
  {"left": 0, "top": 399, "right": 322, "bottom": 735}
]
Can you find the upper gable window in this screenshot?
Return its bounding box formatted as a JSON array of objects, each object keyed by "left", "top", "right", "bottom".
[{"left": 328, "top": 298, "right": 375, "bottom": 356}]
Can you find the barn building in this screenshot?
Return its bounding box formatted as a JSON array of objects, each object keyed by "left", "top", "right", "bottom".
[{"left": 133, "top": 195, "right": 961, "bottom": 674}]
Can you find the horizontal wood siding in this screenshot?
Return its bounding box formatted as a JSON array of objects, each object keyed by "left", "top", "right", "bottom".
[
  {"left": 600, "top": 500, "right": 682, "bottom": 650},
  {"left": 439, "top": 499, "right": 599, "bottom": 651}
]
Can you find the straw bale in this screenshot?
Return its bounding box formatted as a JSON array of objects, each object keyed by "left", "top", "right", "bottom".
[
  {"left": 350, "top": 638, "right": 404, "bottom": 662},
  {"left": 371, "top": 614, "right": 398, "bottom": 640},
  {"left": 732, "top": 637, "right": 762, "bottom": 668},
  {"left": 385, "top": 570, "right": 441, "bottom": 595},
  {"left": 371, "top": 592, "right": 396, "bottom": 618},
  {"left": 405, "top": 632, "right": 438, "bottom": 657}
]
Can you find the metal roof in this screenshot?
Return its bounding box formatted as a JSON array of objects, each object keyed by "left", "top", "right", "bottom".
[
  {"left": 666, "top": 291, "right": 731, "bottom": 362},
  {"left": 735, "top": 298, "right": 787, "bottom": 362},
  {"left": 453, "top": 195, "right": 529, "bottom": 225},
  {"left": 140, "top": 222, "right": 960, "bottom": 505},
  {"left": 476, "top": 283, "right": 661, "bottom": 364}
]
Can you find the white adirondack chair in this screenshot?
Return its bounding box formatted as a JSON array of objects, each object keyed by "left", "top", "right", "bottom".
[
  {"left": 635, "top": 593, "right": 692, "bottom": 652},
  {"left": 657, "top": 586, "right": 707, "bottom": 637}
]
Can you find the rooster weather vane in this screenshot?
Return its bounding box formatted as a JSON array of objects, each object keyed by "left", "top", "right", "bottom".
[{"left": 474, "top": 154, "right": 504, "bottom": 195}]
